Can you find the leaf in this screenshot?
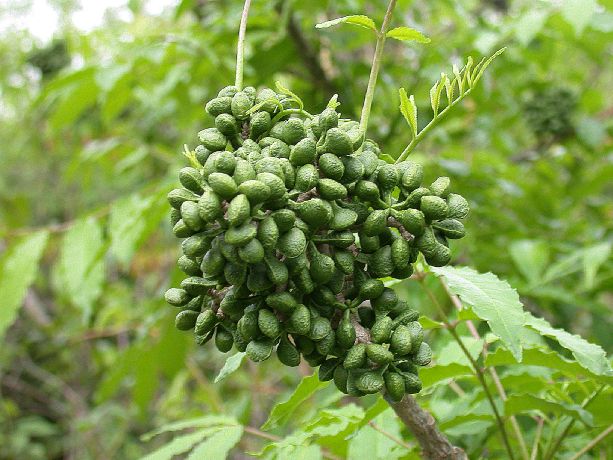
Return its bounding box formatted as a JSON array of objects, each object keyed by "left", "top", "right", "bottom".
[
  {"left": 214, "top": 352, "right": 245, "bottom": 383},
  {"left": 54, "top": 217, "right": 106, "bottom": 320},
  {"left": 379, "top": 153, "right": 395, "bottom": 164},
  {"left": 304, "top": 404, "right": 365, "bottom": 437},
  {"left": 420, "top": 363, "right": 474, "bottom": 387},
  {"left": 141, "top": 415, "right": 238, "bottom": 441},
  {"left": 514, "top": 10, "right": 549, "bottom": 46},
  {"left": 399, "top": 88, "right": 417, "bottom": 138},
  {"left": 186, "top": 425, "right": 243, "bottom": 460},
  {"left": 419, "top": 315, "right": 445, "bottom": 329},
  {"left": 561, "top": 0, "right": 598, "bottom": 35},
  {"left": 452, "top": 64, "right": 464, "bottom": 95},
  {"left": 472, "top": 48, "right": 506, "bottom": 85},
  {"left": 140, "top": 429, "right": 211, "bottom": 460},
  {"left": 261, "top": 373, "right": 329, "bottom": 430},
  {"left": 347, "top": 409, "right": 406, "bottom": 460},
  {"left": 326, "top": 94, "right": 340, "bottom": 109},
  {"left": 505, "top": 394, "right": 593, "bottom": 426},
  {"left": 109, "top": 191, "right": 166, "bottom": 267},
  {"left": 315, "top": 15, "right": 377, "bottom": 32},
  {"left": 509, "top": 240, "right": 550, "bottom": 284},
  {"left": 582, "top": 242, "right": 611, "bottom": 289},
  {"left": 525, "top": 314, "right": 613, "bottom": 376},
  {"left": 429, "top": 74, "right": 447, "bottom": 117},
  {"left": 444, "top": 76, "right": 454, "bottom": 105},
  {"left": 462, "top": 57, "right": 474, "bottom": 88},
  {"left": 431, "top": 266, "right": 525, "bottom": 361},
  {"left": 0, "top": 231, "right": 49, "bottom": 339},
  {"left": 386, "top": 26, "right": 430, "bottom": 43},
  {"left": 486, "top": 347, "right": 613, "bottom": 383},
  {"left": 275, "top": 81, "right": 303, "bottom": 110}
]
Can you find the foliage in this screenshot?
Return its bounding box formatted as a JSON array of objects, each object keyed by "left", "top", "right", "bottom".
[{"left": 0, "top": 0, "right": 612, "bottom": 459}]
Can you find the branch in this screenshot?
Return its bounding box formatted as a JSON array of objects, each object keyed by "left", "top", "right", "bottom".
[{"left": 385, "top": 394, "right": 467, "bottom": 460}]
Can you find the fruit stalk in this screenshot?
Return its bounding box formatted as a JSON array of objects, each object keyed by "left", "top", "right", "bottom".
[{"left": 235, "top": 0, "right": 252, "bottom": 91}]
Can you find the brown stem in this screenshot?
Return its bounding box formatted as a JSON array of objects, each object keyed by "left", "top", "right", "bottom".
[{"left": 386, "top": 395, "right": 467, "bottom": 460}]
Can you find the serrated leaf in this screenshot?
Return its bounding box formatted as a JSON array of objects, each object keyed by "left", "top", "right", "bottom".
[
  {"left": 399, "top": 88, "right": 417, "bottom": 138},
  {"left": 261, "top": 373, "right": 329, "bottom": 430},
  {"left": 214, "top": 352, "right": 245, "bottom": 383},
  {"left": 142, "top": 416, "right": 236, "bottom": 441},
  {"left": 582, "top": 242, "right": 611, "bottom": 289},
  {"left": 315, "top": 15, "right": 377, "bottom": 32},
  {"left": 462, "top": 57, "right": 474, "bottom": 88},
  {"left": 420, "top": 363, "right": 474, "bottom": 387},
  {"left": 186, "top": 425, "right": 243, "bottom": 460},
  {"left": 54, "top": 217, "right": 106, "bottom": 320},
  {"left": 509, "top": 240, "right": 550, "bottom": 284},
  {"left": 140, "top": 429, "right": 211, "bottom": 460},
  {"left": 386, "top": 26, "right": 430, "bottom": 43},
  {"left": 326, "top": 94, "right": 340, "bottom": 109},
  {"left": 444, "top": 77, "right": 455, "bottom": 105},
  {"left": 452, "top": 64, "right": 464, "bottom": 95},
  {"left": 429, "top": 74, "right": 447, "bottom": 117},
  {"left": 304, "top": 404, "right": 364, "bottom": 437},
  {"left": 347, "top": 409, "right": 406, "bottom": 460},
  {"left": 0, "top": 231, "right": 49, "bottom": 339},
  {"left": 505, "top": 394, "right": 593, "bottom": 426},
  {"left": 472, "top": 48, "right": 505, "bottom": 85},
  {"left": 525, "top": 314, "right": 613, "bottom": 376},
  {"left": 275, "top": 81, "right": 303, "bottom": 110},
  {"left": 431, "top": 266, "right": 525, "bottom": 361}
]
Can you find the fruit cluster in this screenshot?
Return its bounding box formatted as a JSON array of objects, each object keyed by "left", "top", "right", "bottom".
[{"left": 165, "top": 85, "right": 469, "bottom": 399}]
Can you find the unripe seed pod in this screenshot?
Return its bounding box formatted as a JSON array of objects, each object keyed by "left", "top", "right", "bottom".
[
  {"left": 343, "top": 343, "right": 367, "bottom": 369},
  {"left": 198, "top": 128, "right": 227, "bottom": 152},
  {"left": 258, "top": 308, "right": 281, "bottom": 339},
  {"left": 376, "top": 164, "right": 400, "bottom": 190},
  {"left": 421, "top": 195, "right": 449, "bottom": 221},
  {"left": 227, "top": 194, "right": 251, "bottom": 226},
  {"left": 215, "top": 113, "right": 239, "bottom": 136},
  {"left": 401, "top": 162, "right": 424, "bottom": 191},
  {"left": 165, "top": 288, "right": 190, "bottom": 306},
  {"left": 319, "top": 153, "right": 345, "bottom": 180},
  {"left": 175, "top": 310, "right": 199, "bottom": 331},
  {"left": 384, "top": 371, "right": 406, "bottom": 402},
  {"left": 215, "top": 326, "right": 234, "bottom": 352},
  {"left": 355, "top": 180, "right": 380, "bottom": 202},
  {"left": 277, "top": 336, "right": 301, "bottom": 367},
  {"left": 238, "top": 179, "right": 271, "bottom": 204},
  {"left": 390, "top": 325, "right": 413, "bottom": 355},
  {"left": 320, "top": 359, "right": 340, "bottom": 382},
  {"left": 208, "top": 172, "right": 238, "bottom": 199},
  {"left": 231, "top": 91, "right": 253, "bottom": 120},
  {"left": 366, "top": 343, "right": 394, "bottom": 365},
  {"left": 289, "top": 138, "right": 317, "bottom": 166},
  {"left": 371, "top": 316, "right": 393, "bottom": 343},
  {"left": 205, "top": 96, "right": 232, "bottom": 116},
  {"left": 363, "top": 210, "right": 389, "bottom": 236},
  {"left": 355, "top": 371, "right": 385, "bottom": 394}
]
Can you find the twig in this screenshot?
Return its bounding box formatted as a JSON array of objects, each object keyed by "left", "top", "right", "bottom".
[
  {"left": 359, "top": 0, "right": 397, "bottom": 134},
  {"left": 368, "top": 421, "right": 413, "bottom": 450},
  {"left": 568, "top": 424, "right": 613, "bottom": 460},
  {"left": 386, "top": 395, "right": 467, "bottom": 460},
  {"left": 531, "top": 417, "right": 544, "bottom": 460},
  {"left": 235, "top": 0, "right": 252, "bottom": 90}
]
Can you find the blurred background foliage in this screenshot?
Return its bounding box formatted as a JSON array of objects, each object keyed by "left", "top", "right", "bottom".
[{"left": 0, "top": 0, "right": 612, "bottom": 458}]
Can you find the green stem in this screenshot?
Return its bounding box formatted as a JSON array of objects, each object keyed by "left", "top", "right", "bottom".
[
  {"left": 359, "top": 0, "right": 397, "bottom": 134},
  {"left": 568, "top": 424, "right": 613, "bottom": 460},
  {"left": 395, "top": 86, "right": 476, "bottom": 163},
  {"left": 235, "top": 0, "right": 252, "bottom": 90}
]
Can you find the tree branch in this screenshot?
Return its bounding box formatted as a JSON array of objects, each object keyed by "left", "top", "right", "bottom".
[{"left": 385, "top": 394, "right": 467, "bottom": 460}]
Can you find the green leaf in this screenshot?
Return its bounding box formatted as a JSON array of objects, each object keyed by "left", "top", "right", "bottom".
[
  {"left": 509, "top": 240, "right": 550, "bottom": 284},
  {"left": 420, "top": 363, "right": 474, "bottom": 387},
  {"left": 419, "top": 315, "right": 444, "bottom": 329},
  {"left": 385, "top": 26, "right": 430, "bottom": 43},
  {"left": 261, "top": 373, "right": 329, "bottom": 430},
  {"left": 431, "top": 266, "right": 525, "bottom": 361},
  {"left": 582, "top": 242, "right": 611, "bottom": 289},
  {"left": 186, "top": 425, "right": 243, "bottom": 460},
  {"left": 0, "top": 231, "right": 49, "bottom": 339},
  {"left": 54, "top": 217, "right": 106, "bottom": 320},
  {"left": 514, "top": 10, "right": 549, "bottom": 46},
  {"left": 49, "top": 70, "right": 99, "bottom": 130},
  {"left": 214, "top": 352, "right": 245, "bottom": 383},
  {"left": 525, "top": 314, "right": 613, "bottom": 376},
  {"left": 505, "top": 394, "right": 593, "bottom": 426},
  {"left": 561, "top": 0, "right": 598, "bottom": 35},
  {"left": 347, "top": 409, "right": 406, "bottom": 460},
  {"left": 140, "top": 429, "right": 211, "bottom": 460},
  {"left": 429, "top": 74, "right": 447, "bottom": 117},
  {"left": 304, "top": 404, "right": 365, "bottom": 438},
  {"left": 141, "top": 415, "right": 238, "bottom": 441},
  {"left": 109, "top": 191, "right": 166, "bottom": 267},
  {"left": 399, "top": 88, "right": 418, "bottom": 138},
  {"left": 379, "top": 153, "right": 395, "bottom": 164},
  {"left": 472, "top": 48, "right": 506, "bottom": 85},
  {"left": 315, "top": 15, "right": 377, "bottom": 32},
  {"left": 275, "top": 81, "right": 303, "bottom": 110}
]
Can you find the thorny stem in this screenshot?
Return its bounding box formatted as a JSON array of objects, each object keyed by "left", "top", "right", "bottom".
[
  {"left": 359, "top": 0, "right": 397, "bottom": 134},
  {"left": 420, "top": 280, "right": 516, "bottom": 460},
  {"left": 235, "top": 0, "right": 252, "bottom": 90},
  {"left": 439, "top": 278, "right": 530, "bottom": 460}
]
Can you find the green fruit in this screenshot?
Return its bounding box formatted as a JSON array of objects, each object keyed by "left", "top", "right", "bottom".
[
  {"left": 358, "top": 150, "right": 379, "bottom": 176},
  {"left": 420, "top": 196, "right": 449, "bottom": 221},
  {"left": 333, "top": 249, "right": 355, "bottom": 275},
  {"left": 178, "top": 255, "right": 201, "bottom": 276},
  {"left": 264, "top": 254, "right": 289, "bottom": 285},
  {"left": 198, "top": 190, "right": 222, "bottom": 222},
  {"left": 310, "top": 316, "right": 332, "bottom": 341},
  {"left": 277, "top": 336, "right": 301, "bottom": 367},
  {"left": 294, "top": 268, "right": 315, "bottom": 294},
  {"left": 288, "top": 304, "right": 311, "bottom": 335},
  {"left": 293, "top": 198, "right": 332, "bottom": 228},
  {"left": 172, "top": 220, "right": 193, "bottom": 238},
  {"left": 391, "top": 237, "right": 410, "bottom": 269},
  {"left": 371, "top": 316, "right": 393, "bottom": 343},
  {"left": 165, "top": 288, "right": 190, "bottom": 306},
  {"left": 227, "top": 194, "right": 251, "bottom": 226},
  {"left": 358, "top": 306, "right": 375, "bottom": 328},
  {"left": 215, "top": 151, "right": 238, "bottom": 175},
  {"left": 376, "top": 164, "right": 400, "bottom": 191},
  {"left": 304, "top": 351, "right": 326, "bottom": 367},
  {"left": 406, "top": 187, "right": 431, "bottom": 209},
  {"left": 225, "top": 222, "right": 257, "bottom": 246},
  {"left": 215, "top": 327, "right": 234, "bottom": 352},
  {"left": 170, "top": 208, "right": 181, "bottom": 226},
  {"left": 195, "top": 309, "right": 217, "bottom": 335},
  {"left": 238, "top": 179, "right": 271, "bottom": 204},
  {"left": 271, "top": 118, "right": 306, "bottom": 144},
  {"left": 355, "top": 180, "right": 380, "bottom": 202},
  {"left": 265, "top": 292, "right": 297, "bottom": 313},
  {"left": 179, "top": 167, "right": 204, "bottom": 193},
  {"left": 366, "top": 343, "right": 394, "bottom": 365},
  {"left": 255, "top": 157, "right": 285, "bottom": 179},
  {"left": 447, "top": 193, "right": 469, "bottom": 219},
  {"left": 405, "top": 321, "right": 423, "bottom": 353},
  {"left": 294, "top": 164, "right": 319, "bottom": 191},
  {"left": 316, "top": 331, "right": 336, "bottom": 355},
  {"left": 425, "top": 243, "right": 451, "bottom": 267},
  {"left": 333, "top": 365, "right": 349, "bottom": 393},
  {"left": 180, "top": 201, "right": 204, "bottom": 231},
  {"left": 384, "top": 372, "right": 405, "bottom": 402},
  {"left": 198, "top": 128, "right": 227, "bottom": 151},
  {"left": 231, "top": 91, "right": 253, "bottom": 120},
  {"left": 175, "top": 310, "right": 199, "bottom": 331},
  {"left": 326, "top": 268, "right": 345, "bottom": 295},
  {"left": 321, "top": 128, "right": 353, "bottom": 155},
  {"left": 321, "top": 231, "right": 355, "bottom": 249},
  {"left": 255, "top": 87, "right": 279, "bottom": 113},
  {"left": 319, "top": 358, "right": 338, "bottom": 381},
  {"left": 246, "top": 339, "right": 274, "bottom": 362},
  {"left": 205, "top": 96, "right": 232, "bottom": 116},
  {"left": 369, "top": 245, "right": 394, "bottom": 278},
  {"left": 256, "top": 172, "right": 285, "bottom": 200},
  {"left": 250, "top": 111, "right": 272, "bottom": 139},
  {"left": 430, "top": 176, "right": 451, "bottom": 197},
  {"left": 181, "top": 276, "right": 217, "bottom": 295},
  {"left": 201, "top": 247, "right": 224, "bottom": 277},
  {"left": 318, "top": 108, "right": 339, "bottom": 132},
  {"left": 355, "top": 371, "right": 384, "bottom": 394},
  {"left": 414, "top": 342, "right": 432, "bottom": 365},
  {"left": 432, "top": 219, "right": 465, "bottom": 239},
  {"left": 215, "top": 113, "right": 239, "bottom": 136},
  {"left": 364, "top": 210, "right": 389, "bottom": 236},
  {"left": 391, "top": 309, "right": 420, "bottom": 328},
  {"left": 194, "top": 145, "right": 211, "bottom": 165},
  {"left": 401, "top": 162, "right": 423, "bottom": 191},
  {"left": 182, "top": 233, "right": 210, "bottom": 258},
  {"left": 237, "top": 310, "right": 259, "bottom": 341},
  {"left": 372, "top": 288, "right": 398, "bottom": 314},
  {"left": 257, "top": 217, "right": 279, "bottom": 250},
  {"left": 317, "top": 178, "right": 347, "bottom": 200},
  {"left": 336, "top": 312, "right": 356, "bottom": 349},
  {"left": 168, "top": 188, "right": 199, "bottom": 210},
  {"left": 401, "top": 372, "right": 422, "bottom": 394},
  {"left": 319, "top": 153, "right": 345, "bottom": 180},
  {"left": 238, "top": 238, "right": 265, "bottom": 263},
  {"left": 277, "top": 227, "right": 307, "bottom": 258},
  {"left": 271, "top": 209, "right": 295, "bottom": 233},
  {"left": 359, "top": 232, "right": 380, "bottom": 253},
  {"left": 224, "top": 262, "right": 247, "bottom": 285},
  {"left": 395, "top": 209, "right": 425, "bottom": 237},
  {"left": 258, "top": 308, "right": 281, "bottom": 339},
  {"left": 289, "top": 138, "right": 317, "bottom": 166},
  {"left": 310, "top": 251, "right": 336, "bottom": 284},
  {"left": 340, "top": 156, "right": 365, "bottom": 184},
  {"left": 390, "top": 325, "right": 412, "bottom": 355},
  {"left": 359, "top": 279, "right": 385, "bottom": 300},
  {"left": 208, "top": 172, "right": 238, "bottom": 199},
  {"left": 233, "top": 158, "right": 257, "bottom": 184},
  {"left": 344, "top": 343, "right": 367, "bottom": 369}
]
